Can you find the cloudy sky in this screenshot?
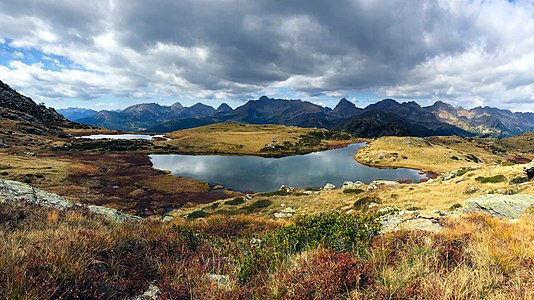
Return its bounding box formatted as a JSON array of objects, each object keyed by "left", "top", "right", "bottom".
[{"left": 0, "top": 0, "right": 533, "bottom": 111}]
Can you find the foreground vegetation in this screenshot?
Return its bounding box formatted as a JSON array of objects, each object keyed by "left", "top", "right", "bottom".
[{"left": 0, "top": 201, "right": 532, "bottom": 299}]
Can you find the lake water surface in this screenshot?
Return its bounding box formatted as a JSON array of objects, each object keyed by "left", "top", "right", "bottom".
[
  {"left": 149, "top": 143, "right": 425, "bottom": 192},
  {"left": 77, "top": 134, "right": 168, "bottom": 140}
]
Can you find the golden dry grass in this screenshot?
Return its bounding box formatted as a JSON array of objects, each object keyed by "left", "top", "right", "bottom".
[
  {"left": 355, "top": 136, "right": 506, "bottom": 173},
  {"left": 162, "top": 123, "right": 356, "bottom": 155},
  {"left": 0, "top": 153, "right": 72, "bottom": 184}
]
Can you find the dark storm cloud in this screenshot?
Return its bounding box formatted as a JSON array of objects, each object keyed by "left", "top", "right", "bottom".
[{"left": 0, "top": 0, "right": 533, "bottom": 110}]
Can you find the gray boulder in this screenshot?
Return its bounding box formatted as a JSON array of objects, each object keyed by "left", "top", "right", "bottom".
[
  {"left": 0, "top": 179, "right": 139, "bottom": 222},
  {"left": 368, "top": 180, "right": 398, "bottom": 190},
  {"left": 464, "top": 194, "right": 534, "bottom": 218},
  {"left": 323, "top": 183, "right": 336, "bottom": 190},
  {"left": 342, "top": 181, "right": 365, "bottom": 189}
]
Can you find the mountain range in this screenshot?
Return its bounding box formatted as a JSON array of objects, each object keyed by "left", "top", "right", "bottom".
[{"left": 64, "top": 96, "right": 534, "bottom": 138}]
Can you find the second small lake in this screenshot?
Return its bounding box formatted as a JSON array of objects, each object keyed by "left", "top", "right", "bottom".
[
  {"left": 77, "top": 134, "right": 169, "bottom": 140},
  {"left": 149, "top": 143, "right": 425, "bottom": 192}
]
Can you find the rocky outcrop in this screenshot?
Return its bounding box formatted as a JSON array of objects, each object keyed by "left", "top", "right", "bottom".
[
  {"left": 323, "top": 183, "right": 336, "bottom": 190},
  {"left": 378, "top": 209, "right": 448, "bottom": 233},
  {"left": 0, "top": 80, "right": 69, "bottom": 126},
  {"left": 0, "top": 179, "right": 139, "bottom": 222},
  {"left": 368, "top": 180, "right": 398, "bottom": 190},
  {"left": 342, "top": 181, "right": 365, "bottom": 189},
  {"left": 464, "top": 194, "right": 534, "bottom": 218},
  {"left": 274, "top": 207, "right": 297, "bottom": 218}
]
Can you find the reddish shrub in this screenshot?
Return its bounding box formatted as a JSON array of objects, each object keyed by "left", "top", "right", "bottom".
[
  {"left": 276, "top": 251, "right": 376, "bottom": 300},
  {"left": 433, "top": 233, "right": 471, "bottom": 269}
]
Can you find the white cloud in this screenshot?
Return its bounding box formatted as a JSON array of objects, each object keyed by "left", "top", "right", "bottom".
[{"left": 0, "top": 0, "right": 532, "bottom": 111}]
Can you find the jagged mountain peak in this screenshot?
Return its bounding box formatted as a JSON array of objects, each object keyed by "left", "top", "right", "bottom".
[
  {"left": 216, "top": 103, "right": 233, "bottom": 112},
  {"left": 333, "top": 98, "right": 361, "bottom": 118}
]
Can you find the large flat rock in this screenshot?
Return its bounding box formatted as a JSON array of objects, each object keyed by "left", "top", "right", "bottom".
[{"left": 464, "top": 194, "right": 534, "bottom": 218}]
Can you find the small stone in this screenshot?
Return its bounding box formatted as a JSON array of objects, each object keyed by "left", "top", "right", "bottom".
[
  {"left": 162, "top": 215, "right": 175, "bottom": 222},
  {"left": 206, "top": 274, "right": 232, "bottom": 290},
  {"left": 368, "top": 202, "right": 379, "bottom": 208},
  {"left": 281, "top": 207, "right": 296, "bottom": 213},
  {"left": 131, "top": 284, "right": 160, "bottom": 300},
  {"left": 323, "top": 183, "right": 336, "bottom": 190},
  {"left": 213, "top": 185, "right": 224, "bottom": 190},
  {"left": 112, "top": 185, "right": 119, "bottom": 189},
  {"left": 279, "top": 185, "right": 296, "bottom": 193},
  {"left": 274, "top": 212, "right": 293, "bottom": 218}
]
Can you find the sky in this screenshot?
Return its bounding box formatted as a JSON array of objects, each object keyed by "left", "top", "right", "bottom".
[{"left": 0, "top": 0, "right": 533, "bottom": 111}]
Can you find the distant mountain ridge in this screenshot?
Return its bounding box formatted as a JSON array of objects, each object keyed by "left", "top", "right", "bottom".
[
  {"left": 61, "top": 94, "right": 534, "bottom": 137},
  {"left": 77, "top": 101, "right": 226, "bottom": 131},
  {"left": 57, "top": 107, "right": 98, "bottom": 121}
]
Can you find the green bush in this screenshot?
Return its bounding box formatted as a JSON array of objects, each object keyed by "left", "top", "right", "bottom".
[
  {"left": 475, "top": 175, "right": 507, "bottom": 183},
  {"left": 187, "top": 210, "right": 208, "bottom": 219},
  {"left": 343, "top": 188, "right": 365, "bottom": 194},
  {"left": 465, "top": 154, "right": 482, "bottom": 163},
  {"left": 450, "top": 156, "right": 460, "bottom": 160},
  {"left": 235, "top": 212, "right": 380, "bottom": 281},
  {"left": 449, "top": 203, "right": 462, "bottom": 210},
  {"left": 510, "top": 176, "right": 529, "bottom": 185},
  {"left": 225, "top": 197, "right": 245, "bottom": 205},
  {"left": 242, "top": 199, "right": 273, "bottom": 212},
  {"left": 258, "top": 190, "right": 289, "bottom": 197}
]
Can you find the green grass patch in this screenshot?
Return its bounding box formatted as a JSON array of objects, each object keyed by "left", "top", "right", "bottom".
[
  {"left": 242, "top": 199, "right": 273, "bottom": 212},
  {"left": 187, "top": 210, "right": 208, "bottom": 219},
  {"left": 510, "top": 176, "right": 529, "bottom": 185},
  {"left": 475, "top": 174, "right": 507, "bottom": 183},
  {"left": 258, "top": 190, "right": 289, "bottom": 197},
  {"left": 225, "top": 197, "right": 245, "bottom": 205}
]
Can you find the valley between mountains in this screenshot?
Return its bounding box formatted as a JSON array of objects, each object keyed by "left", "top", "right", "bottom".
[{"left": 1, "top": 79, "right": 533, "bottom": 299}]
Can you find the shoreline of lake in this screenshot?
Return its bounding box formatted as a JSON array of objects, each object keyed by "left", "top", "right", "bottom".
[{"left": 149, "top": 143, "right": 427, "bottom": 192}]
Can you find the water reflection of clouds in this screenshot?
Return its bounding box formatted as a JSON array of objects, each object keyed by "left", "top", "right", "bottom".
[{"left": 149, "top": 144, "right": 424, "bottom": 192}]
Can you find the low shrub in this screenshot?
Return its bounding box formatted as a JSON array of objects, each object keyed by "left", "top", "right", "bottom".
[
  {"left": 273, "top": 251, "right": 376, "bottom": 299},
  {"left": 465, "top": 154, "right": 482, "bottom": 163},
  {"left": 449, "top": 203, "right": 462, "bottom": 210},
  {"left": 510, "top": 176, "right": 529, "bottom": 185},
  {"left": 475, "top": 174, "right": 507, "bottom": 183},
  {"left": 187, "top": 210, "right": 208, "bottom": 219},
  {"left": 235, "top": 212, "right": 381, "bottom": 281},
  {"left": 225, "top": 197, "right": 245, "bottom": 205},
  {"left": 242, "top": 199, "right": 273, "bottom": 212},
  {"left": 258, "top": 190, "right": 288, "bottom": 197}
]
